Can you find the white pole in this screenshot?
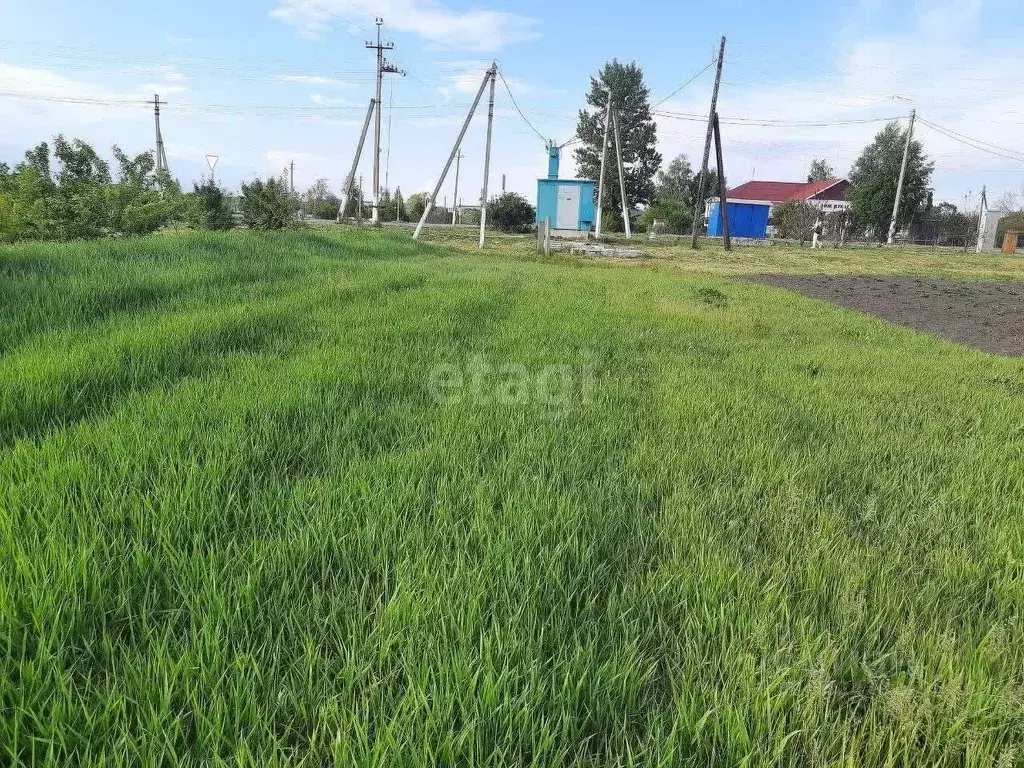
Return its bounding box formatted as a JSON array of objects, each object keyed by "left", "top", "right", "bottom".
[
  {"left": 413, "top": 65, "right": 494, "bottom": 240},
  {"left": 595, "top": 93, "right": 612, "bottom": 238},
  {"left": 479, "top": 67, "right": 497, "bottom": 249},
  {"left": 887, "top": 108, "right": 916, "bottom": 245},
  {"left": 612, "top": 108, "right": 631, "bottom": 239},
  {"left": 339, "top": 99, "right": 376, "bottom": 222}
]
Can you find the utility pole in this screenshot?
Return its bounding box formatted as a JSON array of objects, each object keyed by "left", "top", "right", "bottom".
[
  {"left": 713, "top": 112, "right": 731, "bottom": 251},
  {"left": 595, "top": 93, "right": 613, "bottom": 238},
  {"left": 289, "top": 160, "right": 295, "bottom": 195},
  {"left": 414, "top": 64, "right": 495, "bottom": 240},
  {"left": 339, "top": 98, "right": 376, "bottom": 222},
  {"left": 691, "top": 36, "right": 726, "bottom": 249},
  {"left": 395, "top": 185, "right": 402, "bottom": 223},
  {"left": 612, "top": 109, "right": 631, "bottom": 239},
  {"left": 452, "top": 150, "right": 465, "bottom": 225},
  {"left": 367, "top": 18, "right": 403, "bottom": 224},
  {"left": 887, "top": 107, "right": 916, "bottom": 245},
  {"left": 501, "top": 174, "right": 506, "bottom": 193},
  {"left": 357, "top": 174, "right": 363, "bottom": 223},
  {"left": 148, "top": 94, "right": 169, "bottom": 175},
  {"left": 479, "top": 63, "right": 497, "bottom": 249}
]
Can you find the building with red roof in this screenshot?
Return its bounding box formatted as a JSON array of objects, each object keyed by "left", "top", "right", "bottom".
[{"left": 707, "top": 178, "right": 851, "bottom": 238}]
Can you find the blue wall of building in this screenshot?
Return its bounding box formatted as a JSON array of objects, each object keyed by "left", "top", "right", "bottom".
[
  {"left": 708, "top": 201, "right": 771, "bottom": 238},
  {"left": 536, "top": 179, "right": 596, "bottom": 231}
]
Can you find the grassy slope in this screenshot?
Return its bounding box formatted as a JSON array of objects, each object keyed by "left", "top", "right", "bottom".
[{"left": 2, "top": 229, "right": 1024, "bottom": 766}]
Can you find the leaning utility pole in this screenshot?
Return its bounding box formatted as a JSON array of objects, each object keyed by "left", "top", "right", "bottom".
[
  {"left": 611, "top": 108, "right": 631, "bottom": 239},
  {"left": 691, "top": 36, "right": 726, "bottom": 249},
  {"left": 478, "top": 64, "right": 497, "bottom": 249},
  {"left": 367, "top": 18, "right": 403, "bottom": 224},
  {"left": 413, "top": 63, "right": 496, "bottom": 241},
  {"left": 148, "top": 94, "right": 169, "bottom": 175},
  {"left": 887, "top": 108, "right": 916, "bottom": 245},
  {"left": 339, "top": 98, "right": 376, "bottom": 222},
  {"left": 595, "top": 94, "right": 613, "bottom": 238},
  {"left": 713, "top": 112, "right": 731, "bottom": 251},
  {"left": 452, "top": 150, "right": 465, "bottom": 225}
]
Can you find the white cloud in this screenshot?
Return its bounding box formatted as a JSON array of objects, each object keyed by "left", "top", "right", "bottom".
[
  {"left": 277, "top": 74, "right": 351, "bottom": 86},
  {"left": 270, "top": 0, "right": 540, "bottom": 51},
  {"left": 652, "top": 0, "right": 1024, "bottom": 203},
  {"left": 139, "top": 82, "right": 190, "bottom": 95}
]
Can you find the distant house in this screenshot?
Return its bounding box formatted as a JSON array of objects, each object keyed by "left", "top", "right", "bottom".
[{"left": 707, "top": 179, "right": 851, "bottom": 239}]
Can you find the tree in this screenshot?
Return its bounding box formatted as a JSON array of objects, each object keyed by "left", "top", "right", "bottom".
[
  {"left": 50, "top": 135, "right": 111, "bottom": 240},
  {"left": 656, "top": 154, "right": 693, "bottom": 201},
  {"left": 771, "top": 200, "right": 819, "bottom": 242},
  {"left": 848, "top": 121, "right": 933, "bottom": 240},
  {"left": 635, "top": 153, "right": 694, "bottom": 234},
  {"left": 574, "top": 59, "right": 661, "bottom": 230},
  {"left": 104, "top": 146, "right": 181, "bottom": 236},
  {"left": 807, "top": 158, "right": 835, "bottom": 183},
  {"left": 240, "top": 178, "right": 295, "bottom": 230},
  {"left": 406, "top": 192, "right": 428, "bottom": 221},
  {"left": 487, "top": 192, "right": 535, "bottom": 233},
  {"left": 188, "top": 179, "right": 235, "bottom": 230}
]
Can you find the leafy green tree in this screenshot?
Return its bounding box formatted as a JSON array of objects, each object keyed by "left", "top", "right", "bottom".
[
  {"left": 808, "top": 158, "right": 835, "bottom": 182},
  {"left": 771, "top": 200, "right": 818, "bottom": 241},
  {"left": 487, "top": 192, "right": 535, "bottom": 233},
  {"left": 104, "top": 146, "right": 182, "bottom": 237},
  {"left": 188, "top": 179, "right": 235, "bottom": 230},
  {"left": 240, "top": 178, "right": 295, "bottom": 230},
  {"left": 406, "top": 192, "right": 428, "bottom": 221},
  {"left": 574, "top": 59, "right": 661, "bottom": 230},
  {"left": 637, "top": 153, "right": 695, "bottom": 234},
  {"left": 47, "top": 135, "right": 112, "bottom": 240},
  {"left": 848, "top": 121, "right": 933, "bottom": 240}
]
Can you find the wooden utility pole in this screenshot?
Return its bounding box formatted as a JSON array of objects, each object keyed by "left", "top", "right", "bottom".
[
  {"left": 691, "top": 37, "right": 726, "bottom": 249},
  {"left": 887, "top": 108, "right": 916, "bottom": 244},
  {"left": 713, "top": 112, "right": 731, "bottom": 250},
  {"left": 595, "top": 94, "right": 613, "bottom": 238}
]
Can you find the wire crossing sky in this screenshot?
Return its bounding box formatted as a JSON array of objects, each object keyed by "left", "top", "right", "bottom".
[{"left": 0, "top": 0, "right": 1021, "bottom": 203}]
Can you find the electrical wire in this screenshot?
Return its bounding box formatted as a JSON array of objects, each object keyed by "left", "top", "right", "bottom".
[
  {"left": 496, "top": 69, "right": 548, "bottom": 144},
  {"left": 916, "top": 117, "right": 1024, "bottom": 164},
  {"left": 650, "top": 61, "right": 715, "bottom": 110}
]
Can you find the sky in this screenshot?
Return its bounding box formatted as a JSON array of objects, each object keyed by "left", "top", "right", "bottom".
[{"left": 1, "top": 0, "right": 1022, "bottom": 209}]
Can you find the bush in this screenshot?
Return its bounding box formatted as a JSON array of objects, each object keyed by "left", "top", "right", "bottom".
[
  {"left": 487, "top": 192, "right": 535, "bottom": 233},
  {"left": 188, "top": 180, "right": 235, "bottom": 230},
  {"left": 0, "top": 137, "right": 183, "bottom": 242},
  {"left": 240, "top": 178, "right": 295, "bottom": 230},
  {"left": 771, "top": 200, "right": 818, "bottom": 241},
  {"left": 636, "top": 196, "right": 692, "bottom": 235}
]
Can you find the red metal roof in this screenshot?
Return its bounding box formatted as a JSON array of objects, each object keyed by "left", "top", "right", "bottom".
[{"left": 725, "top": 179, "right": 844, "bottom": 203}]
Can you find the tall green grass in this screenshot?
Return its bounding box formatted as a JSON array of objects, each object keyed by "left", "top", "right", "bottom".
[{"left": 2, "top": 229, "right": 1023, "bottom": 766}]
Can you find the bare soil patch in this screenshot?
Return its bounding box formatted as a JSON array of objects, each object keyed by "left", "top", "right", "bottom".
[{"left": 747, "top": 275, "right": 1024, "bottom": 356}]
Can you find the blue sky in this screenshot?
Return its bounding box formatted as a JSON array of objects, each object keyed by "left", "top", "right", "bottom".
[{"left": 1, "top": 0, "right": 1022, "bottom": 208}]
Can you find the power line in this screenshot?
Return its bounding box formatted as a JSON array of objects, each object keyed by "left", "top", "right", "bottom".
[
  {"left": 916, "top": 117, "right": 1024, "bottom": 164},
  {"left": 650, "top": 61, "right": 715, "bottom": 110},
  {"left": 496, "top": 69, "right": 548, "bottom": 144}
]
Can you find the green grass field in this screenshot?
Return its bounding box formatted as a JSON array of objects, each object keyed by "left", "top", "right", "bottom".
[{"left": 3, "top": 228, "right": 1024, "bottom": 766}]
